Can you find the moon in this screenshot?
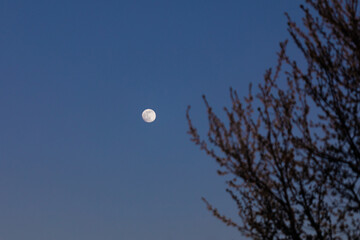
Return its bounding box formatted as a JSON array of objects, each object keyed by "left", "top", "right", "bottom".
[{"left": 142, "top": 109, "right": 156, "bottom": 123}]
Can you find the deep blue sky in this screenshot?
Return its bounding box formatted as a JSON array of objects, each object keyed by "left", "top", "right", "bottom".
[{"left": 0, "top": 1, "right": 303, "bottom": 239}]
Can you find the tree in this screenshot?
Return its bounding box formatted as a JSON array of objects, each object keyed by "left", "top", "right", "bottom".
[{"left": 186, "top": 0, "right": 360, "bottom": 239}]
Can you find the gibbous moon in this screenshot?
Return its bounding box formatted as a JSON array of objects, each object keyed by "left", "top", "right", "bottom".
[{"left": 142, "top": 109, "right": 156, "bottom": 123}]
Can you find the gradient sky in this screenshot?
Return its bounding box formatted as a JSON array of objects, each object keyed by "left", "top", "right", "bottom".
[{"left": 0, "top": 1, "right": 304, "bottom": 239}]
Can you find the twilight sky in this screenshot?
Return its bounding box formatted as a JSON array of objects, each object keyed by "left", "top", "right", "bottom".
[{"left": 0, "top": 1, "right": 303, "bottom": 239}]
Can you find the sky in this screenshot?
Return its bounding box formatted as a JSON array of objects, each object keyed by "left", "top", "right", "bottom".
[{"left": 0, "top": 1, "right": 303, "bottom": 239}]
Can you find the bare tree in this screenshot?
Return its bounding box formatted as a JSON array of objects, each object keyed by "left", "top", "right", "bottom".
[{"left": 187, "top": 0, "right": 360, "bottom": 239}]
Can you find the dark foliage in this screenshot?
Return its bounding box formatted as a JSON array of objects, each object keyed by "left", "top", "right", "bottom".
[{"left": 186, "top": 0, "right": 360, "bottom": 239}]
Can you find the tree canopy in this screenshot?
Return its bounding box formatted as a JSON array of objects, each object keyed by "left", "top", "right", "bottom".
[{"left": 187, "top": 0, "right": 360, "bottom": 239}]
